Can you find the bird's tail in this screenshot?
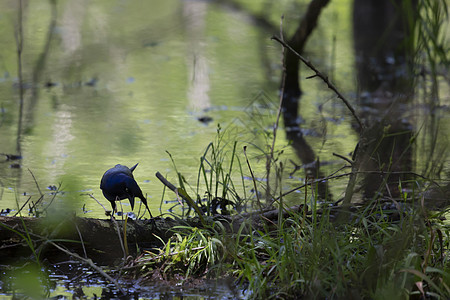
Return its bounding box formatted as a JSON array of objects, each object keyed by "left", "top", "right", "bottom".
[{"left": 130, "top": 163, "right": 139, "bottom": 173}]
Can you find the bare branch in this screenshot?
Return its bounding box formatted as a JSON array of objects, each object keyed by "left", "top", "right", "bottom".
[{"left": 271, "top": 35, "right": 364, "bottom": 131}]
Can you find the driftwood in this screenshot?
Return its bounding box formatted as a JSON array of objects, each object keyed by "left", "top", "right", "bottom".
[{"left": 0, "top": 205, "right": 303, "bottom": 265}]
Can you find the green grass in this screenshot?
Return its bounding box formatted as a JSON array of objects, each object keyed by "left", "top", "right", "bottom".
[
  {"left": 133, "top": 180, "right": 450, "bottom": 298},
  {"left": 135, "top": 124, "right": 450, "bottom": 298}
]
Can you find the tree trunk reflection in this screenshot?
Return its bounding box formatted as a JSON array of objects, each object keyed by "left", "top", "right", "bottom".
[{"left": 352, "top": 0, "right": 416, "bottom": 200}]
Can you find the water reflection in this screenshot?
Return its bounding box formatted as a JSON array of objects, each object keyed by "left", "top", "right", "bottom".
[
  {"left": 183, "top": 0, "right": 211, "bottom": 111},
  {"left": 0, "top": 0, "right": 286, "bottom": 218},
  {"left": 352, "top": 0, "right": 415, "bottom": 200},
  {"left": 47, "top": 108, "right": 75, "bottom": 176},
  {"left": 1, "top": 263, "right": 242, "bottom": 299}
]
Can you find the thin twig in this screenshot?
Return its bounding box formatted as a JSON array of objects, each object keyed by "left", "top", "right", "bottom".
[
  {"left": 111, "top": 214, "right": 127, "bottom": 260},
  {"left": 123, "top": 215, "right": 129, "bottom": 257},
  {"left": 14, "top": 195, "right": 32, "bottom": 217},
  {"left": 332, "top": 152, "right": 354, "bottom": 165},
  {"left": 271, "top": 35, "right": 364, "bottom": 131},
  {"left": 28, "top": 196, "right": 43, "bottom": 216},
  {"left": 86, "top": 193, "right": 108, "bottom": 213},
  {"left": 74, "top": 220, "right": 87, "bottom": 258},
  {"left": 243, "top": 146, "right": 263, "bottom": 211},
  {"left": 276, "top": 171, "right": 354, "bottom": 201},
  {"left": 49, "top": 241, "right": 127, "bottom": 295},
  {"left": 28, "top": 168, "right": 43, "bottom": 197}
]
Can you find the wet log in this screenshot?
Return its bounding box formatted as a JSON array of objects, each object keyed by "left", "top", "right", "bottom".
[
  {"left": 0, "top": 205, "right": 303, "bottom": 265},
  {"left": 0, "top": 215, "right": 175, "bottom": 264}
]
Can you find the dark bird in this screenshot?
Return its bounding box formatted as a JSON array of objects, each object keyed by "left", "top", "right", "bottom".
[{"left": 100, "top": 163, "right": 153, "bottom": 218}]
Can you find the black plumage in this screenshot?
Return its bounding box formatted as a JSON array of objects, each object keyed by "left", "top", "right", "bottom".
[{"left": 100, "top": 163, "right": 152, "bottom": 218}]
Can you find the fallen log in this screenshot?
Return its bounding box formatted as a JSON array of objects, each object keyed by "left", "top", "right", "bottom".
[
  {"left": 0, "top": 215, "right": 173, "bottom": 264},
  {"left": 2, "top": 194, "right": 444, "bottom": 266},
  {"left": 0, "top": 205, "right": 304, "bottom": 265}
]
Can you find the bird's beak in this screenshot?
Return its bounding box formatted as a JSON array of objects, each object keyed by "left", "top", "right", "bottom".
[{"left": 128, "top": 196, "right": 135, "bottom": 210}]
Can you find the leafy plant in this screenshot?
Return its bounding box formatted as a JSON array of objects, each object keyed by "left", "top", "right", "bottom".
[{"left": 138, "top": 225, "right": 226, "bottom": 279}]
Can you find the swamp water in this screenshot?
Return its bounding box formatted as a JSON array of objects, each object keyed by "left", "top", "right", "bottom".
[
  {"left": 0, "top": 0, "right": 361, "bottom": 219},
  {"left": 1, "top": 263, "right": 242, "bottom": 299},
  {"left": 0, "top": 0, "right": 448, "bottom": 299}
]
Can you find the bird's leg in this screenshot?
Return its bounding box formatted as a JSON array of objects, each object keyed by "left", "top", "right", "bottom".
[
  {"left": 109, "top": 197, "right": 120, "bottom": 220},
  {"left": 143, "top": 203, "right": 156, "bottom": 227},
  {"left": 144, "top": 203, "right": 153, "bottom": 219}
]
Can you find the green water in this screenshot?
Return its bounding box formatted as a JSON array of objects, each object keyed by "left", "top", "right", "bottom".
[{"left": 0, "top": 0, "right": 447, "bottom": 220}]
